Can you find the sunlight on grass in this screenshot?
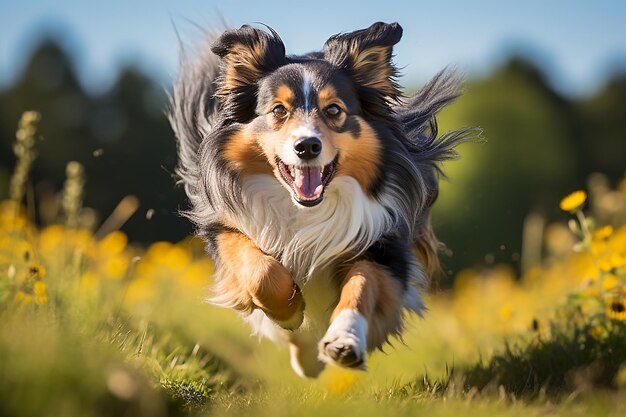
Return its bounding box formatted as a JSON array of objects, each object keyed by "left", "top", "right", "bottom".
[{"left": 1, "top": 112, "right": 625, "bottom": 416}]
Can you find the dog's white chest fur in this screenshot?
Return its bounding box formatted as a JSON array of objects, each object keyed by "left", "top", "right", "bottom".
[{"left": 227, "top": 174, "right": 393, "bottom": 282}]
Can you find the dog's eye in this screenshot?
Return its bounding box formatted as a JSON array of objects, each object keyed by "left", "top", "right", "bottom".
[
  {"left": 272, "top": 105, "right": 288, "bottom": 120},
  {"left": 325, "top": 104, "right": 341, "bottom": 118}
]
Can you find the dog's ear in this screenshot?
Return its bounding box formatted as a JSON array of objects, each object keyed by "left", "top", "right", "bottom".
[
  {"left": 324, "top": 22, "right": 402, "bottom": 102},
  {"left": 212, "top": 25, "right": 286, "bottom": 120}
]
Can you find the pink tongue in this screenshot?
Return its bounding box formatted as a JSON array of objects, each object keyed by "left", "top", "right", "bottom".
[{"left": 293, "top": 166, "right": 323, "bottom": 200}]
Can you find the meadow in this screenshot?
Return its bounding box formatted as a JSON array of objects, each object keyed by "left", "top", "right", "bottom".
[{"left": 1, "top": 111, "right": 626, "bottom": 417}]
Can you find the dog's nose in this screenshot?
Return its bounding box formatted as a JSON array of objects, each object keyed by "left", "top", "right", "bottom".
[{"left": 294, "top": 137, "right": 322, "bottom": 160}]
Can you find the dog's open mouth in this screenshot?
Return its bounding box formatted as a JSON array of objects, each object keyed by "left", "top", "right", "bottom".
[{"left": 276, "top": 157, "right": 338, "bottom": 207}]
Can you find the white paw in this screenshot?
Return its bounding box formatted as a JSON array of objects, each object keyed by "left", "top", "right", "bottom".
[{"left": 319, "top": 309, "right": 368, "bottom": 369}]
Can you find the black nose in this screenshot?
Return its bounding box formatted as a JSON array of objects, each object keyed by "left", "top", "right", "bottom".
[{"left": 294, "top": 137, "right": 322, "bottom": 160}]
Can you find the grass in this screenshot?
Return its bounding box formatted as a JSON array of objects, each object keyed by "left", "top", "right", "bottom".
[{"left": 1, "top": 112, "right": 626, "bottom": 416}]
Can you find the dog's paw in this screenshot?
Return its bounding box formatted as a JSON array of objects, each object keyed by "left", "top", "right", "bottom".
[
  {"left": 319, "top": 309, "right": 367, "bottom": 369},
  {"left": 251, "top": 259, "right": 305, "bottom": 330}
]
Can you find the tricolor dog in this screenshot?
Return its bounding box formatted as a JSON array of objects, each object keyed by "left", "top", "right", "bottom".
[{"left": 169, "top": 22, "right": 471, "bottom": 377}]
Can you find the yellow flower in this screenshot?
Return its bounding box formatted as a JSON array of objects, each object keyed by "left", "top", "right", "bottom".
[
  {"left": 598, "top": 253, "right": 626, "bottom": 272},
  {"left": 181, "top": 260, "right": 213, "bottom": 292},
  {"left": 322, "top": 367, "right": 360, "bottom": 394},
  {"left": 98, "top": 231, "right": 128, "bottom": 256},
  {"left": 124, "top": 277, "right": 155, "bottom": 306},
  {"left": 593, "top": 225, "right": 613, "bottom": 241},
  {"left": 33, "top": 281, "right": 48, "bottom": 304},
  {"left": 30, "top": 264, "right": 46, "bottom": 278},
  {"left": 602, "top": 274, "right": 620, "bottom": 292},
  {"left": 588, "top": 326, "right": 603, "bottom": 339},
  {"left": 606, "top": 297, "right": 626, "bottom": 321},
  {"left": 39, "top": 225, "right": 65, "bottom": 254},
  {"left": 14, "top": 290, "right": 33, "bottom": 304},
  {"left": 498, "top": 305, "right": 513, "bottom": 321},
  {"left": 560, "top": 190, "right": 587, "bottom": 212},
  {"left": 102, "top": 255, "right": 130, "bottom": 280},
  {"left": 146, "top": 242, "right": 191, "bottom": 272}
]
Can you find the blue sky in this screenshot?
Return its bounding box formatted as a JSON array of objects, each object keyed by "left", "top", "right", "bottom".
[{"left": 1, "top": 0, "right": 625, "bottom": 96}]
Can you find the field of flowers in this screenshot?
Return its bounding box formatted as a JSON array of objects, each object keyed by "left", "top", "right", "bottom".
[{"left": 1, "top": 112, "right": 625, "bottom": 417}]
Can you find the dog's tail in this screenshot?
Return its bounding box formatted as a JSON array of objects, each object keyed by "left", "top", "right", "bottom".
[
  {"left": 395, "top": 68, "right": 481, "bottom": 173},
  {"left": 394, "top": 69, "right": 480, "bottom": 280},
  {"left": 168, "top": 31, "right": 221, "bottom": 189}
]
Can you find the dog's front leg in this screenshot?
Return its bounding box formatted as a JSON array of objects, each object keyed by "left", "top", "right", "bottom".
[
  {"left": 212, "top": 231, "right": 304, "bottom": 330},
  {"left": 319, "top": 260, "right": 404, "bottom": 369}
]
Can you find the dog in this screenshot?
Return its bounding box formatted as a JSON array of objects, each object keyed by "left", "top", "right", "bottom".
[{"left": 169, "top": 21, "right": 471, "bottom": 378}]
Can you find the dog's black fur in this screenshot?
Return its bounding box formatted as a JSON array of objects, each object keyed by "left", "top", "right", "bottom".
[
  {"left": 170, "top": 22, "right": 471, "bottom": 255},
  {"left": 168, "top": 22, "right": 476, "bottom": 377}
]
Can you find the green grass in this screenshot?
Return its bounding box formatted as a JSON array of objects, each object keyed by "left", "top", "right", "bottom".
[
  {"left": 3, "top": 292, "right": 625, "bottom": 417},
  {"left": 1, "top": 218, "right": 625, "bottom": 417},
  {"left": 1, "top": 112, "right": 625, "bottom": 417}
]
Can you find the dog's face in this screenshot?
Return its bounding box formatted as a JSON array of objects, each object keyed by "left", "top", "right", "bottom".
[
  {"left": 249, "top": 65, "right": 382, "bottom": 207},
  {"left": 212, "top": 23, "right": 403, "bottom": 207}
]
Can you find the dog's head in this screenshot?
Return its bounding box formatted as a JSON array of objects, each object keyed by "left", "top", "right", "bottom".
[{"left": 211, "top": 22, "right": 403, "bottom": 207}]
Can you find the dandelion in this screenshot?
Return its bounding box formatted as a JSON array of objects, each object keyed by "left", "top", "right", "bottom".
[
  {"left": 593, "top": 225, "right": 613, "bottom": 241},
  {"left": 601, "top": 274, "right": 620, "bottom": 292},
  {"left": 98, "top": 231, "right": 128, "bottom": 256},
  {"left": 561, "top": 190, "right": 593, "bottom": 249},
  {"left": 598, "top": 253, "right": 626, "bottom": 273},
  {"left": 102, "top": 255, "right": 130, "bottom": 280},
  {"left": 323, "top": 368, "right": 360, "bottom": 394},
  {"left": 39, "top": 225, "right": 65, "bottom": 254},
  {"left": 560, "top": 190, "right": 587, "bottom": 213},
  {"left": 33, "top": 281, "right": 48, "bottom": 304}
]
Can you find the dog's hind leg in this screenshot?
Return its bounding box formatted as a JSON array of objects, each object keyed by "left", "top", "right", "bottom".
[
  {"left": 288, "top": 335, "right": 325, "bottom": 378},
  {"left": 318, "top": 260, "right": 404, "bottom": 369},
  {"left": 211, "top": 231, "right": 305, "bottom": 330}
]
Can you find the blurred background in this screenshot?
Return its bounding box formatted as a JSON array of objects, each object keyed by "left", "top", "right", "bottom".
[{"left": 1, "top": 0, "right": 625, "bottom": 282}]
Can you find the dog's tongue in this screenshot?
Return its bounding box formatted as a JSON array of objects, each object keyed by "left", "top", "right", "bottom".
[{"left": 293, "top": 166, "right": 323, "bottom": 200}]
